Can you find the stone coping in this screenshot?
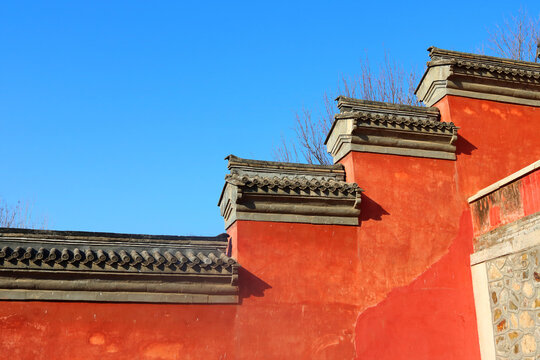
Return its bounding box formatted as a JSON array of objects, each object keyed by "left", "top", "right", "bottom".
[
  {"left": 0, "top": 227, "right": 228, "bottom": 244},
  {"left": 335, "top": 96, "right": 440, "bottom": 115},
  {"left": 218, "top": 155, "right": 362, "bottom": 228},
  {"left": 416, "top": 47, "right": 540, "bottom": 107},
  {"left": 325, "top": 96, "right": 442, "bottom": 144},
  {"left": 325, "top": 96, "right": 458, "bottom": 162},
  {"left": 0, "top": 228, "right": 239, "bottom": 303},
  {"left": 426, "top": 47, "right": 540, "bottom": 77},
  {"left": 226, "top": 154, "right": 344, "bottom": 174}
]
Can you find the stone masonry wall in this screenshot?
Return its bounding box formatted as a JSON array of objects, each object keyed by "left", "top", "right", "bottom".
[
  {"left": 486, "top": 244, "right": 540, "bottom": 359},
  {"left": 471, "top": 165, "right": 540, "bottom": 359}
]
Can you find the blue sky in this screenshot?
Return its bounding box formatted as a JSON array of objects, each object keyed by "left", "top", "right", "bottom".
[{"left": 1, "top": 1, "right": 539, "bottom": 235}]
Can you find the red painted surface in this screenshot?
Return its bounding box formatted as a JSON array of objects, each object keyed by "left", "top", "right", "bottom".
[
  {"left": 470, "top": 168, "right": 540, "bottom": 237},
  {"left": 340, "top": 151, "right": 479, "bottom": 360},
  {"left": 232, "top": 220, "right": 361, "bottom": 359},
  {"left": 0, "top": 221, "right": 362, "bottom": 360},
  {"left": 0, "top": 95, "right": 538, "bottom": 360},
  {"left": 522, "top": 169, "right": 540, "bottom": 216},
  {"left": 345, "top": 95, "right": 539, "bottom": 359},
  {"left": 355, "top": 211, "right": 477, "bottom": 359},
  {"left": 437, "top": 96, "right": 540, "bottom": 198},
  {"left": 0, "top": 302, "right": 237, "bottom": 360}
]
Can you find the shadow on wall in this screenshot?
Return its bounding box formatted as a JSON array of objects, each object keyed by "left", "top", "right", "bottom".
[
  {"left": 359, "top": 194, "right": 390, "bottom": 222},
  {"left": 455, "top": 135, "right": 477, "bottom": 156},
  {"left": 239, "top": 267, "right": 272, "bottom": 304},
  {"left": 353, "top": 210, "right": 478, "bottom": 360}
]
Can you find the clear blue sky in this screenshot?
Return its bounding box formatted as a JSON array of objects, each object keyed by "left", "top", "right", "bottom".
[{"left": 1, "top": 1, "right": 539, "bottom": 236}]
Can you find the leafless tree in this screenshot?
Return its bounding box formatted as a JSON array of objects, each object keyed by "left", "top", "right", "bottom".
[
  {"left": 487, "top": 8, "right": 539, "bottom": 62},
  {"left": 275, "top": 9, "right": 540, "bottom": 165},
  {"left": 0, "top": 199, "right": 47, "bottom": 229},
  {"left": 274, "top": 52, "right": 419, "bottom": 165}
]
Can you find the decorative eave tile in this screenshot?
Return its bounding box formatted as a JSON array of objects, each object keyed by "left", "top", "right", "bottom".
[
  {"left": 416, "top": 47, "right": 540, "bottom": 107},
  {"left": 0, "top": 228, "right": 239, "bottom": 304},
  {"left": 218, "top": 155, "right": 362, "bottom": 229}
]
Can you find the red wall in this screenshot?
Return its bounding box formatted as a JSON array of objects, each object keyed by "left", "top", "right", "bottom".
[
  {"left": 231, "top": 220, "right": 361, "bottom": 359},
  {"left": 0, "top": 301, "right": 237, "bottom": 360},
  {"left": 0, "top": 96, "right": 538, "bottom": 360},
  {"left": 470, "top": 168, "right": 540, "bottom": 238},
  {"left": 0, "top": 222, "right": 362, "bottom": 360},
  {"left": 340, "top": 151, "right": 480, "bottom": 360},
  {"left": 223, "top": 96, "right": 538, "bottom": 360},
  {"left": 437, "top": 96, "right": 540, "bottom": 198},
  {"left": 347, "top": 95, "right": 539, "bottom": 359}
]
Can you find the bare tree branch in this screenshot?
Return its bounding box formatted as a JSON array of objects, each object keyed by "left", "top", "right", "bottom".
[
  {"left": 275, "top": 9, "right": 540, "bottom": 166},
  {"left": 487, "top": 8, "right": 539, "bottom": 61},
  {"left": 274, "top": 51, "right": 420, "bottom": 165},
  {"left": 0, "top": 199, "right": 48, "bottom": 229}
]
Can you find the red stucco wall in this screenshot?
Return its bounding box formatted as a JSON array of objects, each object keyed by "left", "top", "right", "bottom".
[
  {"left": 0, "top": 301, "right": 237, "bottom": 359},
  {"left": 0, "top": 96, "right": 538, "bottom": 360},
  {"left": 437, "top": 96, "right": 540, "bottom": 197},
  {"left": 340, "top": 151, "right": 480, "bottom": 359},
  {"left": 0, "top": 222, "right": 362, "bottom": 360},
  {"left": 522, "top": 170, "right": 540, "bottom": 217},
  {"left": 470, "top": 168, "right": 540, "bottom": 238},
  {"left": 222, "top": 96, "right": 538, "bottom": 360},
  {"left": 347, "top": 95, "right": 540, "bottom": 359},
  {"left": 231, "top": 220, "right": 361, "bottom": 359}
]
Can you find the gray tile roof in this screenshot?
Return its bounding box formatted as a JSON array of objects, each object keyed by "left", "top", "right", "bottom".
[{"left": 0, "top": 228, "right": 238, "bottom": 303}]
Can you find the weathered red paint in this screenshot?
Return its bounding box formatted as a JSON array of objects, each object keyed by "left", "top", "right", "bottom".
[
  {"left": 355, "top": 211, "right": 478, "bottom": 359},
  {"left": 437, "top": 96, "right": 540, "bottom": 198},
  {"left": 470, "top": 169, "right": 540, "bottom": 238},
  {"left": 345, "top": 95, "right": 539, "bottom": 359},
  {"left": 340, "top": 150, "right": 480, "bottom": 360},
  {"left": 522, "top": 169, "right": 540, "bottom": 216},
  {"left": 0, "top": 301, "right": 237, "bottom": 359},
  {"left": 0, "top": 95, "right": 538, "bottom": 360},
  {"left": 232, "top": 220, "right": 361, "bottom": 359},
  {"left": 0, "top": 221, "right": 363, "bottom": 360}
]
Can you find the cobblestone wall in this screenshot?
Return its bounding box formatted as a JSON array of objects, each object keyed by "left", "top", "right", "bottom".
[{"left": 487, "top": 246, "right": 540, "bottom": 359}]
